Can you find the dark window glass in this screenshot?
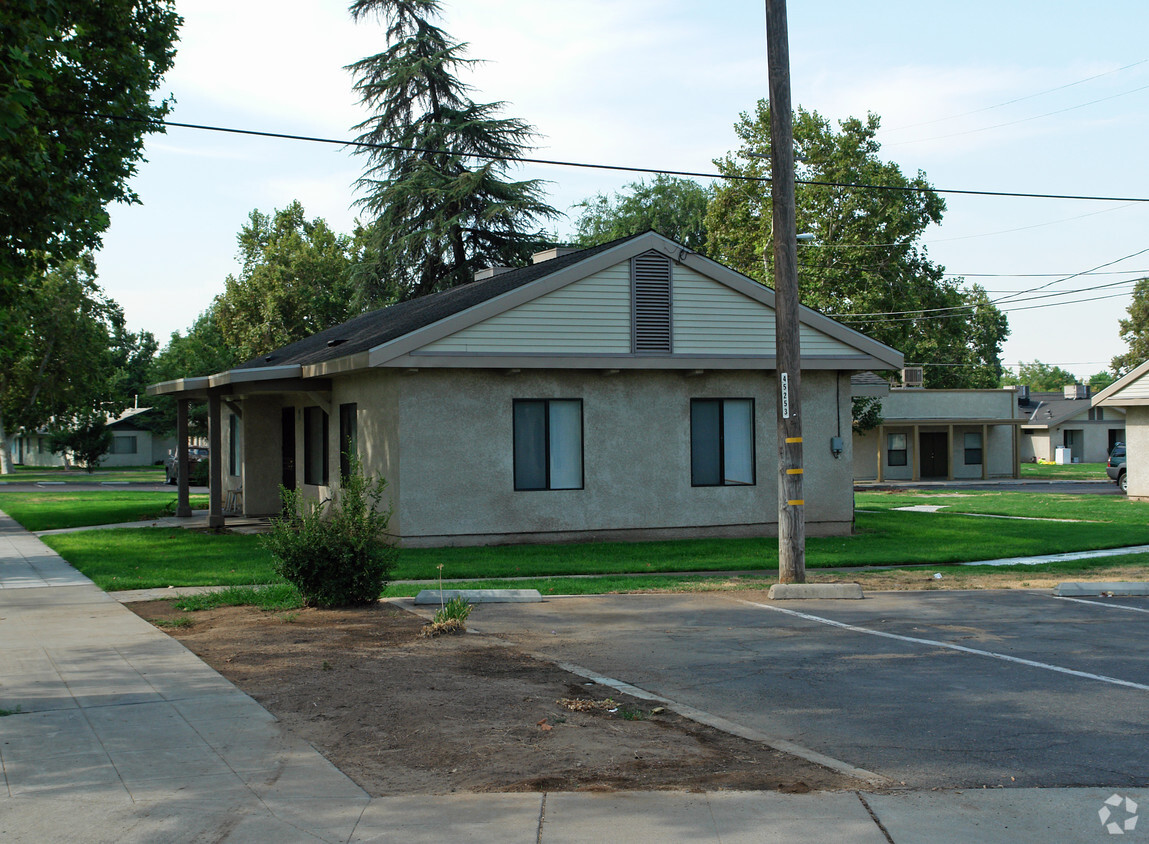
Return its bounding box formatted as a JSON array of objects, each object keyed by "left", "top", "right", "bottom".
[
  {"left": 339, "top": 403, "right": 358, "bottom": 480},
  {"left": 514, "top": 400, "right": 583, "bottom": 491},
  {"left": 887, "top": 433, "right": 908, "bottom": 467},
  {"left": 228, "top": 413, "right": 238, "bottom": 476},
  {"left": 691, "top": 399, "right": 755, "bottom": 486},
  {"left": 303, "top": 406, "right": 329, "bottom": 486}
]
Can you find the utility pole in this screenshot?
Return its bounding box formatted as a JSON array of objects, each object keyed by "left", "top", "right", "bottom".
[{"left": 764, "top": 0, "right": 805, "bottom": 583}]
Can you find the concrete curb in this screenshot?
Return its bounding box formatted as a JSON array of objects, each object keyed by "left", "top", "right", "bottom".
[
  {"left": 768, "top": 583, "right": 864, "bottom": 600},
  {"left": 1053, "top": 581, "right": 1149, "bottom": 597},
  {"left": 413, "top": 588, "right": 543, "bottom": 604}
]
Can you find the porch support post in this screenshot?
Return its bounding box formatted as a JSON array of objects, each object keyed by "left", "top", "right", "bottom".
[
  {"left": 175, "top": 399, "right": 191, "bottom": 517},
  {"left": 1013, "top": 423, "right": 1021, "bottom": 478},
  {"left": 208, "top": 391, "right": 225, "bottom": 528},
  {"left": 876, "top": 424, "right": 884, "bottom": 482},
  {"left": 982, "top": 424, "right": 989, "bottom": 480},
  {"left": 947, "top": 424, "right": 954, "bottom": 481},
  {"left": 911, "top": 424, "right": 920, "bottom": 481}
]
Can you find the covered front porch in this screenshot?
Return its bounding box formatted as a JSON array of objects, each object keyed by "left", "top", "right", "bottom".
[{"left": 147, "top": 369, "right": 332, "bottom": 527}]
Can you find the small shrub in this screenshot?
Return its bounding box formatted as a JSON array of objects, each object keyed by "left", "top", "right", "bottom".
[
  {"left": 421, "top": 595, "right": 473, "bottom": 637},
  {"left": 262, "top": 457, "right": 398, "bottom": 608}
]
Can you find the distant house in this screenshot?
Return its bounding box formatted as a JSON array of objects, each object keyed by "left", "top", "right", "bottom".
[
  {"left": 1018, "top": 385, "right": 1124, "bottom": 464},
  {"left": 853, "top": 382, "right": 1021, "bottom": 482},
  {"left": 6, "top": 408, "right": 174, "bottom": 469},
  {"left": 150, "top": 232, "right": 904, "bottom": 546},
  {"left": 1092, "top": 362, "right": 1149, "bottom": 499}
]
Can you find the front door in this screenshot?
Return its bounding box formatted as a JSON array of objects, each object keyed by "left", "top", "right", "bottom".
[
  {"left": 281, "top": 407, "right": 296, "bottom": 492},
  {"left": 919, "top": 432, "right": 949, "bottom": 479}
]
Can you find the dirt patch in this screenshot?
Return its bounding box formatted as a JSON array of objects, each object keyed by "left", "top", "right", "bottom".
[{"left": 129, "top": 599, "right": 863, "bottom": 795}]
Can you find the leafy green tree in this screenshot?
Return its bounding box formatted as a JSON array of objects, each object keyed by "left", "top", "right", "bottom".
[
  {"left": 146, "top": 310, "right": 239, "bottom": 436},
  {"left": 573, "top": 175, "right": 713, "bottom": 253},
  {"left": 49, "top": 415, "right": 112, "bottom": 471},
  {"left": 1001, "top": 361, "right": 1079, "bottom": 392},
  {"left": 0, "top": 0, "right": 182, "bottom": 278},
  {"left": 347, "top": 0, "right": 558, "bottom": 304},
  {"left": 1112, "top": 278, "right": 1149, "bottom": 375},
  {"left": 213, "top": 201, "right": 364, "bottom": 361},
  {"left": 706, "top": 103, "right": 1009, "bottom": 389},
  {"left": 0, "top": 256, "right": 118, "bottom": 473},
  {"left": 1089, "top": 370, "right": 1116, "bottom": 392}
]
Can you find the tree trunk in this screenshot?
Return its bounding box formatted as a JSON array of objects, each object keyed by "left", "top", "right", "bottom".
[{"left": 0, "top": 407, "right": 12, "bottom": 475}]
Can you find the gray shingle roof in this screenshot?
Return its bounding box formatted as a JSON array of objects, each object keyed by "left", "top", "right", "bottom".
[{"left": 234, "top": 237, "right": 629, "bottom": 371}]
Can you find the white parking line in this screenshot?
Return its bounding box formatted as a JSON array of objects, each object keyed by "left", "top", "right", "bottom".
[
  {"left": 1054, "top": 596, "right": 1149, "bottom": 614},
  {"left": 741, "top": 600, "right": 1149, "bottom": 692}
]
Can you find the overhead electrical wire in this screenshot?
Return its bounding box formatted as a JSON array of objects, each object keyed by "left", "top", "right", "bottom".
[{"left": 71, "top": 110, "right": 1149, "bottom": 205}]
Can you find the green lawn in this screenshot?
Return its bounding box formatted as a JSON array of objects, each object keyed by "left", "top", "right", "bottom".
[
  {"left": 0, "top": 491, "right": 209, "bottom": 532},
  {"left": 39, "top": 489, "right": 1149, "bottom": 592},
  {"left": 0, "top": 465, "right": 165, "bottom": 484},
  {"left": 1019, "top": 462, "right": 1109, "bottom": 481}
]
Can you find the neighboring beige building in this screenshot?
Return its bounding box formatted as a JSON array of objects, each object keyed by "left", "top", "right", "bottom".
[
  {"left": 151, "top": 232, "right": 903, "bottom": 546},
  {"left": 6, "top": 408, "right": 174, "bottom": 468},
  {"left": 1093, "top": 362, "right": 1149, "bottom": 500},
  {"left": 1018, "top": 386, "right": 1125, "bottom": 464},
  {"left": 854, "top": 387, "right": 1021, "bottom": 482}
]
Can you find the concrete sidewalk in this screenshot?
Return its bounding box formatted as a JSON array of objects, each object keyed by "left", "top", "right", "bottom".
[{"left": 1, "top": 509, "right": 1143, "bottom": 842}]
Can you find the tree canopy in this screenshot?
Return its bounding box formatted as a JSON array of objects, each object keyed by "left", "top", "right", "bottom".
[
  {"left": 1112, "top": 278, "right": 1149, "bottom": 375},
  {"left": 1000, "top": 360, "right": 1080, "bottom": 392},
  {"left": 213, "top": 201, "right": 364, "bottom": 362},
  {"left": 572, "top": 175, "right": 713, "bottom": 254},
  {"left": 0, "top": 0, "right": 181, "bottom": 278},
  {"left": 706, "top": 103, "right": 1009, "bottom": 389},
  {"left": 0, "top": 256, "right": 123, "bottom": 472},
  {"left": 146, "top": 310, "right": 239, "bottom": 436},
  {"left": 346, "top": 0, "right": 558, "bottom": 304}
]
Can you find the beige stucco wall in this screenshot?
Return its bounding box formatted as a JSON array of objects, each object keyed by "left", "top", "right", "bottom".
[
  {"left": 389, "top": 368, "right": 854, "bottom": 546},
  {"left": 1125, "top": 406, "right": 1149, "bottom": 500},
  {"left": 882, "top": 389, "right": 1019, "bottom": 420},
  {"left": 1020, "top": 416, "right": 1125, "bottom": 463}
]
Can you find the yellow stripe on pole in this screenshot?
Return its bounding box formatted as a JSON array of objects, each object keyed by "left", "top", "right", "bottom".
[
  {"left": 785, "top": 437, "right": 803, "bottom": 443},
  {"left": 786, "top": 468, "right": 803, "bottom": 475},
  {"left": 787, "top": 499, "right": 805, "bottom": 506}
]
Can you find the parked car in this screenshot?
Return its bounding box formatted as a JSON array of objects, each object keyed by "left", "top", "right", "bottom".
[
  {"left": 165, "top": 446, "right": 209, "bottom": 485},
  {"left": 1106, "top": 443, "right": 1127, "bottom": 492}
]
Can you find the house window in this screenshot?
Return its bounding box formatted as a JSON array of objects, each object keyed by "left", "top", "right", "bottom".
[
  {"left": 109, "top": 435, "right": 138, "bottom": 455},
  {"left": 632, "top": 251, "right": 672, "bottom": 353},
  {"left": 303, "top": 406, "right": 329, "bottom": 486},
  {"left": 691, "top": 399, "right": 755, "bottom": 486},
  {"left": 513, "top": 399, "right": 583, "bottom": 491},
  {"left": 339, "top": 403, "right": 358, "bottom": 481},
  {"left": 887, "top": 433, "right": 908, "bottom": 467},
  {"left": 228, "top": 413, "right": 239, "bottom": 476},
  {"left": 964, "top": 432, "right": 983, "bottom": 466}
]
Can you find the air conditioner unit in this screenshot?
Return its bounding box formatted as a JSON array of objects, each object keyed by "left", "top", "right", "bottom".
[
  {"left": 1063, "top": 384, "right": 1087, "bottom": 400},
  {"left": 902, "top": 367, "right": 924, "bottom": 388}
]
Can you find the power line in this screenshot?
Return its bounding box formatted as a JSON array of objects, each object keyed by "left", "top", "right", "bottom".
[
  {"left": 73, "top": 110, "right": 1149, "bottom": 205},
  {"left": 884, "top": 58, "right": 1149, "bottom": 133}
]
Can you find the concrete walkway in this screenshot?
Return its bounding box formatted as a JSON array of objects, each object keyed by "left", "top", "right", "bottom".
[{"left": 1, "top": 509, "right": 1143, "bottom": 842}]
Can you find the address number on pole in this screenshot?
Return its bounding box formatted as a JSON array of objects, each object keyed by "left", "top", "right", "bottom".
[{"left": 780, "top": 372, "right": 790, "bottom": 419}]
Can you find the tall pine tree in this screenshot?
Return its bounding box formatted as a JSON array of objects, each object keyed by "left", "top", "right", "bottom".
[{"left": 347, "top": 0, "right": 558, "bottom": 304}]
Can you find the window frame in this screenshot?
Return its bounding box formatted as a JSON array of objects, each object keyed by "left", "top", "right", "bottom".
[
  {"left": 303, "top": 405, "right": 329, "bottom": 486},
  {"left": 512, "top": 398, "right": 584, "bottom": 491},
  {"left": 228, "top": 413, "right": 239, "bottom": 476},
  {"left": 963, "top": 432, "right": 983, "bottom": 466},
  {"left": 339, "top": 402, "right": 358, "bottom": 481},
  {"left": 110, "top": 435, "right": 138, "bottom": 456},
  {"left": 887, "top": 433, "right": 908, "bottom": 467},
  {"left": 690, "top": 398, "right": 757, "bottom": 487}
]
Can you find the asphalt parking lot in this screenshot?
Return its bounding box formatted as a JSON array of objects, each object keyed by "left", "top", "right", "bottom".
[{"left": 467, "top": 590, "right": 1149, "bottom": 789}]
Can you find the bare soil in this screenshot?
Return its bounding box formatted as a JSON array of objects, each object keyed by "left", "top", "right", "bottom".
[{"left": 128, "top": 599, "right": 864, "bottom": 796}]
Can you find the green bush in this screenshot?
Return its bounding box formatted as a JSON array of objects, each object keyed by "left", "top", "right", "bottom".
[{"left": 262, "top": 459, "right": 398, "bottom": 607}]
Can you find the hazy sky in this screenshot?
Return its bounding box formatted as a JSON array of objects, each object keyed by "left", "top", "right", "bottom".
[{"left": 94, "top": 0, "right": 1149, "bottom": 382}]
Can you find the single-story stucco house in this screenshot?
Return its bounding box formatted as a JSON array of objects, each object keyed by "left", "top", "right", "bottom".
[
  {"left": 1093, "top": 361, "right": 1149, "bottom": 500},
  {"left": 149, "top": 232, "right": 903, "bottom": 546},
  {"left": 1018, "top": 385, "right": 1125, "bottom": 464},
  {"left": 5, "top": 407, "right": 174, "bottom": 469},
  {"left": 853, "top": 384, "right": 1022, "bottom": 482}
]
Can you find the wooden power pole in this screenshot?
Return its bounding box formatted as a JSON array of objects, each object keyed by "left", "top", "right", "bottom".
[{"left": 765, "top": 0, "right": 806, "bottom": 583}]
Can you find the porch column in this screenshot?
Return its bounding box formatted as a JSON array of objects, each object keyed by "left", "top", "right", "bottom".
[
  {"left": 1013, "top": 423, "right": 1021, "bottom": 479},
  {"left": 982, "top": 423, "right": 989, "bottom": 481},
  {"left": 911, "top": 424, "right": 920, "bottom": 481},
  {"left": 176, "top": 399, "right": 191, "bottom": 517},
  {"left": 876, "top": 424, "right": 884, "bottom": 482},
  {"left": 207, "top": 391, "right": 224, "bottom": 528},
  {"left": 946, "top": 424, "right": 954, "bottom": 481}
]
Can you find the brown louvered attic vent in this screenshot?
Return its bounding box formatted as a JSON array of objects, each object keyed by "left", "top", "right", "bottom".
[{"left": 631, "top": 251, "right": 672, "bottom": 353}]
